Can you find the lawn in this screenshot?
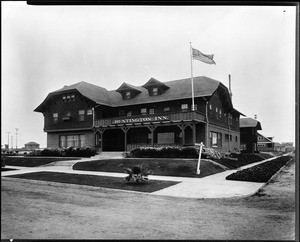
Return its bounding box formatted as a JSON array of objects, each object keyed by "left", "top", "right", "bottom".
[
  {"left": 7, "top": 172, "right": 180, "bottom": 193},
  {"left": 73, "top": 158, "right": 227, "bottom": 178},
  {"left": 2, "top": 157, "right": 82, "bottom": 167}
]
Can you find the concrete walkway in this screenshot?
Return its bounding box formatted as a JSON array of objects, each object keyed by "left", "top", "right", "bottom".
[{"left": 2, "top": 156, "right": 278, "bottom": 199}]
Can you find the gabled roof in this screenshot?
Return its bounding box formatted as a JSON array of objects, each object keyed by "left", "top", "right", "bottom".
[
  {"left": 35, "top": 76, "right": 243, "bottom": 115},
  {"left": 257, "top": 132, "right": 274, "bottom": 142},
  {"left": 34, "top": 81, "right": 111, "bottom": 112},
  {"left": 116, "top": 82, "right": 142, "bottom": 94},
  {"left": 108, "top": 76, "right": 221, "bottom": 106},
  {"left": 240, "top": 117, "right": 262, "bottom": 130},
  {"left": 142, "top": 78, "right": 169, "bottom": 90},
  {"left": 25, "top": 141, "right": 39, "bottom": 145}
]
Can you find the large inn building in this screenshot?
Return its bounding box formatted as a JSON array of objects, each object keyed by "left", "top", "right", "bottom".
[{"left": 34, "top": 76, "right": 244, "bottom": 153}]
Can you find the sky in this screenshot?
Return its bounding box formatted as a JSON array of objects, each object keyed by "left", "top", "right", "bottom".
[{"left": 1, "top": 3, "right": 297, "bottom": 149}]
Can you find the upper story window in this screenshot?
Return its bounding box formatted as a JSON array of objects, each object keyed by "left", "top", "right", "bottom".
[
  {"left": 63, "top": 94, "right": 75, "bottom": 102},
  {"left": 149, "top": 109, "right": 155, "bottom": 115},
  {"left": 181, "top": 104, "right": 188, "bottom": 112},
  {"left": 193, "top": 104, "right": 198, "bottom": 111},
  {"left": 209, "top": 104, "right": 212, "bottom": 110},
  {"left": 163, "top": 107, "right": 170, "bottom": 112},
  {"left": 79, "top": 110, "right": 85, "bottom": 121},
  {"left": 87, "top": 109, "right": 93, "bottom": 115},
  {"left": 125, "top": 92, "right": 131, "bottom": 99},
  {"left": 152, "top": 87, "right": 158, "bottom": 96},
  {"left": 216, "top": 107, "right": 218, "bottom": 113},
  {"left": 127, "top": 111, "right": 132, "bottom": 117},
  {"left": 53, "top": 113, "right": 58, "bottom": 124},
  {"left": 141, "top": 108, "right": 147, "bottom": 115}
]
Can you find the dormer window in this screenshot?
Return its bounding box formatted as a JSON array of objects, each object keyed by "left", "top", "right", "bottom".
[
  {"left": 142, "top": 78, "right": 169, "bottom": 96},
  {"left": 116, "top": 82, "right": 142, "bottom": 100},
  {"left": 125, "top": 92, "right": 131, "bottom": 99}
]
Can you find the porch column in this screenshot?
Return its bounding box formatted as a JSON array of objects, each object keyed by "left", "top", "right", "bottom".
[
  {"left": 121, "top": 127, "right": 130, "bottom": 151},
  {"left": 147, "top": 125, "right": 157, "bottom": 147},
  {"left": 192, "top": 122, "right": 196, "bottom": 145},
  {"left": 177, "top": 123, "right": 186, "bottom": 146}
]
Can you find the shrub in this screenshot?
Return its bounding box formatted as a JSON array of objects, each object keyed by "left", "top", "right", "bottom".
[
  {"left": 124, "top": 164, "right": 152, "bottom": 183},
  {"left": 1, "top": 157, "right": 6, "bottom": 168},
  {"left": 226, "top": 155, "right": 293, "bottom": 182},
  {"left": 26, "top": 147, "right": 97, "bottom": 158},
  {"left": 129, "top": 146, "right": 202, "bottom": 158}
]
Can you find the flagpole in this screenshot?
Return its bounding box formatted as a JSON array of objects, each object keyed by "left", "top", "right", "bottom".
[{"left": 190, "top": 42, "right": 195, "bottom": 111}]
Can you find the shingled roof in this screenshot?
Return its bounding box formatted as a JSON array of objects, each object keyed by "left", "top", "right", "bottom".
[
  {"left": 35, "top": 76, "right": 242, "bottom": 114},
  {"left": 240, "top": 117, "right": 262, "bottom": 130}
]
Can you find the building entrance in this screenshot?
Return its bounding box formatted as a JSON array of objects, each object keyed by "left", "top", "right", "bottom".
[{"left": 102, "top": 129, "right": 125, "bottom": 151}]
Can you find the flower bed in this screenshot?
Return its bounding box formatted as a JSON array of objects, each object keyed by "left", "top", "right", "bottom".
[
  {"left": 213, "top": 153, "right": 264, "bottom": 169},
  {"left": 226, "top": 155, "right": 293, "bottom": 182}
]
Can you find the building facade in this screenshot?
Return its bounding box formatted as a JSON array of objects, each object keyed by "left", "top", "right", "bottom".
[
  {"left": 35, "top": 76, "right": 243, "bottom": 153},
  {"left": 257, "top": 133, "right": 275, "bottom": 152},
  {"left": 240, "top": 117, "right": 262, "bottom": 153},
  {"left": 24, "top": 142, "right": 40, "bottom": 150}
]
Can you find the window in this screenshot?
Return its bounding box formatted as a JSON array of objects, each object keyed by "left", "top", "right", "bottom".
[
  {"left": 125, "top": 92, "right": 131, "bottom": 99},
  {"left": 62, "top": 96, "right": 66, "bottom": 102},
  {"left": 66, "top": 112, "right": 71, "bottom": 117},
  {"left": 149, "top": 109, "right": 155, "bottom": 115},
  {"left": 141, "top": 108, "right": 147, "bottom": 115},
  {"left": 87, "top": 109, "right": 93, "bottom": 115},
  {"left": 127, "top": 111, "right": 132, "bottom": 117},
  {"left": 235, "top": 136, "right": 238, "bottom": 142},
  {"left": 71, "top": 94, "right": 75, "bottom": 101},
  {"left": 60, "top": 135, "right": 86, "bottom": 148},
  {"left": 53, "top": 113, "right": 58, "bottom": 123},
  {"left": 79, "top": 135, "right": 85, "bottom": 147},
  {"left": 157, "top": 132, "right": 175, "bottom": 144},
  {"left": 216, "top": 107, "right": 218, "bottom": 113},
  {"left": 193, "top": 104, "right": 198, "bottom": 111},
  {"left": 230, "top": 134, "right": 232, "bottom": 141},
  {"left": 152, "top": 87, "right": 158, "bottom": 96},
  {"left": 163, "top": 107, "right": 170, "bottom": 112},
  {"left": 209, "top": 104, "right": 212, "bottom": 110},
  {"left": 79, "top": 110, "right": 85, "bottom": 121},
  {"left": 181, "top": 104, "right": 188, "bottom": 111},
  {"left": 225, "top": 134, "right": 229, "bottom": 141},
  {"left": 219, "top": 109, "right": 222, "bottom": 118},
  {"left": 210, "top": 131, "right": 222, "bottom": 147}
]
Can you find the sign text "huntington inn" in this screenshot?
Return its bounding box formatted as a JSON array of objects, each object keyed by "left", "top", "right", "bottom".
[{"left": 112, "top": 115, "right": 169, "bottom": 125}]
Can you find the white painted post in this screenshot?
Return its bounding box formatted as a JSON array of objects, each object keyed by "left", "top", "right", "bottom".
[{"left": 195, "top": 142, "right": 204, "bottom": 175}]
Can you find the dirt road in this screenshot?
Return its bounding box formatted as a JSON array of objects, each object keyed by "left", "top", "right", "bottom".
[{"left": 1, "top": 161, "right": 296, "bottom": 240}]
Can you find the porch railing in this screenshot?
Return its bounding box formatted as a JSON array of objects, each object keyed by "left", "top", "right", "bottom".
[{"left": 94, "top": 111, "right": 205, "bottom": 127}]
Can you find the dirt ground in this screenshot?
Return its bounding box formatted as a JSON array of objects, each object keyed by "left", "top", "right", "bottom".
[{"left": 1, "top": 161, "right": 296, "bottom": 240}]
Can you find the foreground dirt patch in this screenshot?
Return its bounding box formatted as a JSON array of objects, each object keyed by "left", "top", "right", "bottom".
[{"left": 1, "top": 161, "right": 295, "bottom": 240}]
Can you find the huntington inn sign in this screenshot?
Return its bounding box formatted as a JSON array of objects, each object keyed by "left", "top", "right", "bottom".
[{"left": 112, "top": 115, "right": 169, "bottom": 125}]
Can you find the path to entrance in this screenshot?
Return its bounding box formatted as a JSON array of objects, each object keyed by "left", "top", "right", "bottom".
[{"left": 2, "top": 156, "right": 279, "bottom": 199}]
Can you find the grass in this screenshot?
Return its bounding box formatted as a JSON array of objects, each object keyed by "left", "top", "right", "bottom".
[
  {"left": 3, "top": 157, "right": 82, "bottom": 167},
  {"left": 73, "top": 158, "right": 226, "bottom": 178},
  {"left": 226, "top": 155, "right": 293, "bottom": 182},
  {"left": 6, "top": 172, "right": 180, "bottom": 193}
]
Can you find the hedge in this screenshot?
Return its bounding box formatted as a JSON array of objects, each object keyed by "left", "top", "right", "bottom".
[
  {"left": 27, "top": 147, "right": 97, "bottom": 158},
  {"left": 226, "top": 155, "right": 293, "bottom": 182},
  {"left": 129, "top": 146, "right": 200, "bottom": 158}
]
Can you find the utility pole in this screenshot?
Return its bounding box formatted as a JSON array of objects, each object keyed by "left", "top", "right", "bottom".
[
  {"left": 11, "top": 135, "right": 14, "bottom": 150},
  {"left": 6, "top": 132, "right": 11, "bottom": 149},
  {"left": 15, "top": 128, "right": 19, "bottom": 149}
]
